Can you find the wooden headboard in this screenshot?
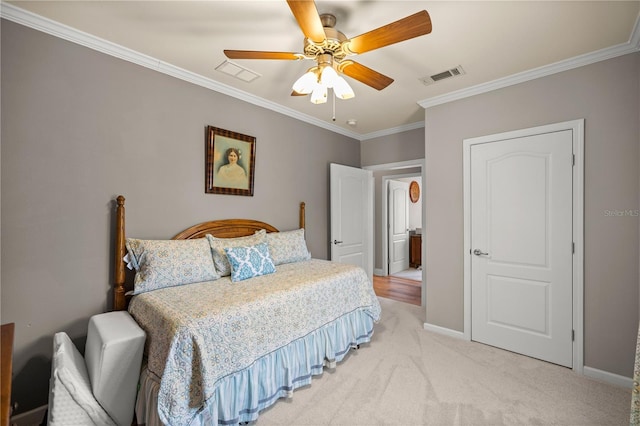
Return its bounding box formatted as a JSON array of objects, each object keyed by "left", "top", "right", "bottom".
[{"left": 113, "top": 195, "right": 306, "bottom": 311}]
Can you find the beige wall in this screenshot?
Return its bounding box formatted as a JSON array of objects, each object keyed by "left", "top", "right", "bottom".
[
  {"left": 1, "top": 20, "right": 360, "bottom": 413},
  {"left": 424, "top": 52, "right": 640, "bottom": 377}
]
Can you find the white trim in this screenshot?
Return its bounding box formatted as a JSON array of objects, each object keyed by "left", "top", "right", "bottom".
[
  {"left": 360, "top": 121, "right": 425, "bottom": 141},
  {"left": 583, "top": 366, "right": 633, "bottom": 389},
  {"left": 423, "top": 322, "right": 466, "bottom": 340},
  {"left": 419, "top": 13, "right": 640, "bottom": 109},
  {"left": 364, "top": 159, "right": 424, "bottom": 172},
  {"left": 462, "top": 119, "right": 585, "bottom": 373},
  {"left": 572, "top": 120, "right": 585, "bottom": 375}
]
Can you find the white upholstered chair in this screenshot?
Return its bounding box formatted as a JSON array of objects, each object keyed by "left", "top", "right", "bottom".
[{"left": 48, "top": 311, "right": 145, "bottom": 426}]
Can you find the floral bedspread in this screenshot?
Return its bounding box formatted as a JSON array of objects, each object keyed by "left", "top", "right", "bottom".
[{"left": 128, "top": 259, "right": 381, "bottom": 426}]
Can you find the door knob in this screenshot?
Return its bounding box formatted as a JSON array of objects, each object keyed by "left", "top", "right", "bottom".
[
  {"left": 333, "top": 239, "right": 343, "bottom": 245},
  {"left": 473, "top": 249, "right": 489, "bottom": 256}
]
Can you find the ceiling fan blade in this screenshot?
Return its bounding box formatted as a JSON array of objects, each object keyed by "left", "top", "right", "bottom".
[
  {"left": 224, "top": 50, "right": 303, "bottom": 60},
  {"left": 286, "top": 0, "right": 326, "bottom": 44},
  {"left": 345, "top": 10, "right": 432, "bottom": 55},
  {"left": 338, "top": 60, "right": 394, "bottom": 91}
]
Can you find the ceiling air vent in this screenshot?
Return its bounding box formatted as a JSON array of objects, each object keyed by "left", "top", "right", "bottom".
[
  {"left": 420, "top": 66, "right": 465, "bottom": 86},
  {"left": 215, "top": 60, "right": 261, "bottom": 83}
]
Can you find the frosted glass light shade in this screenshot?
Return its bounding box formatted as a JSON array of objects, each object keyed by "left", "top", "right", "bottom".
[
  {"left": 292, "top": 70, "right": 318, "bottom": 94},
  {"left": 333, "top": 76, "right": 355, "bottom": 100},
  {"left": 293, "top": 63, "right": 354, "bottom": 103},
  {"left": 320, "top": 66, "right": 339, "bottom": 88},
  {"left": 310, "top": 84, "right": 328, "bottom": 104}
]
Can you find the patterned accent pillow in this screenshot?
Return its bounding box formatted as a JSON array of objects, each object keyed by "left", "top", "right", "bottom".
[
  {"left": 206, "top": 230, "right": 266, "bottom": 277},
  {"left": 224, "top": 242, "right": 276, "bottom": 282},
  {"left": 125, "top": 238, "right": 219, "bottom": 295},
  {"left": 266, "top": 228, "right": 311, "bottom": 265}
]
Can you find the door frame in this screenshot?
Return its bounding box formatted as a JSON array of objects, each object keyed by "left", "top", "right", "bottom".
[
  {"left": 463, "top": 119, "right": 584, "bottom": 373},
  {"left": 365, "top": 159, "right": 425, "bottom": 306}
]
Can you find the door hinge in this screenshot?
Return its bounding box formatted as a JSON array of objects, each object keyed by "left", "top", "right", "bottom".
[
  {"left": 572, "top": 329, "right": 575, "bottom": 341},
  {"left": 572, "top": 242, "right": 575, "bottom": 254},
  {"left": 572, "top": 154, "right": 575, "bottom": 166}
]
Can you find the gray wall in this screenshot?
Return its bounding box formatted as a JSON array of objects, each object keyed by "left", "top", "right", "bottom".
[
  {"left": 1, "top": 20, "right": 360, "bottom": 413},
  {"left": 424, "top": 52, "right": 640, "bottom": 377},
  {"left": 360, "top": 127, "right": 425, "bottom": 167}
]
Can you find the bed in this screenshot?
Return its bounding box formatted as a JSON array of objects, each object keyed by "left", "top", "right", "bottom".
[{"left": 112, "top": 195, "right": 381, "bottom": 426}]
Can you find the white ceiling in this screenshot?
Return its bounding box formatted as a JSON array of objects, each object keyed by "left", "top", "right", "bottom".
[{"left": 3, "top": 1, "right": 639, "bottom": 139}]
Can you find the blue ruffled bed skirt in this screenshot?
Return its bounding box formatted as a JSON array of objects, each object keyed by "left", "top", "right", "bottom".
[{"left": 135, "top": 307, "right": 377, "bottom": 426}]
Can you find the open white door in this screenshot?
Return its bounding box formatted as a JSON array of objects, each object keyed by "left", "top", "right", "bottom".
[
  {"left": 330, "top": 163, "right": 373, "bottom": 281},
  {"left": 388, "top": 180, "right": 410, "bottom": 274}
]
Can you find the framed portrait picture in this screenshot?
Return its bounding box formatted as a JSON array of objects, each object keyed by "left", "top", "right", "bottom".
[{"left": 205, "top": 126, "right": 256, "bottom": 196}]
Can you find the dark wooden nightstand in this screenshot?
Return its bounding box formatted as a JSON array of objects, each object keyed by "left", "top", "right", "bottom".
[{"left": 409, "top": 234, "right": 421, "bottom": 268}]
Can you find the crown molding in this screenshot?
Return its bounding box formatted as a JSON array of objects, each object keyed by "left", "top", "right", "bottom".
[
  {"left": 360, "top": 121, "right": 424, "bottom": 141},
  {"left": 418, "top": 12, "right": 640, "bottom": 109},
  {"left": 0, "top": 2, "right": 362, "bottom": 140},
  {"left": 3, "top": 3, "right": 638, "bottom": 139}
]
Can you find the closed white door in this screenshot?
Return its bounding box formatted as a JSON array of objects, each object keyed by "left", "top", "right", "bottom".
[
  {"left": 330, "top": 163, "right": 373, "bottom": 280},
  {"left": 471, "top": 130, "right": 573, "bottom": 367},
  {"left": 388, "top": 180, "right": 409, "bottom": 274}
]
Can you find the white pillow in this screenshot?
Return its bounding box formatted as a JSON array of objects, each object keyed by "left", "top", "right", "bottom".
[
  {"left": 206, "top": 230, "right": 266, "bottom": 276},
  {"left": 125, "top": 238, "right": 219, "bottom": 294},
  {"left": 265, "top": 228, "right": 311, "bottom": 265}
]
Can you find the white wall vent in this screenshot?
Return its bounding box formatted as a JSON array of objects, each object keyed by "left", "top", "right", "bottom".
[{"left": 420, "top": 66, "right": 465, "bottom": 86}]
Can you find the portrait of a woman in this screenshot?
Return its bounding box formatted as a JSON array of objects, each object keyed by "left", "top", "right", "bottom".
[
  {"left": 215, "top": 147, "right": 248, "bottom": 189},
  {"left": 206, "top": 126, "right": 255, "bottom": 196}
]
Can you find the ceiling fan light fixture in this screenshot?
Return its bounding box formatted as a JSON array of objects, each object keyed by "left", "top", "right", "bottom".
[
  {"left": 292, "top": 68, "right": 318, "bottom": 94},
  {"left": 225, "top": 3, "right": 433, "bottom": 104},
  {"left": 333, "top": 76, "right": 355, "bottom": 100},
  {"left": 320, "top": 65, "right": 338, "bottom": 88},
  {"left": 310, "top": 84, "right": 328, "bottom": 104}
]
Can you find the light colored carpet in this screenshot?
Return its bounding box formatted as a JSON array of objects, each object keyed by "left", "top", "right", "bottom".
[
  {"left": 256, "top": 297, "right": 631, "bottom": 425},
  {"left": 391, "top": 268, "right": 422, "bottom": 281}
]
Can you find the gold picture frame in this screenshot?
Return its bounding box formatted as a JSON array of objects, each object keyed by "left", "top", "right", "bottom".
[{"left": 205, "top": 126, "right": 256, "bottom": 196}]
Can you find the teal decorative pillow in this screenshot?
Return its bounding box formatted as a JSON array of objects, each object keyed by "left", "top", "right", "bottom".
[
  {"left": 206, "top": 230, "right": 266, "bottom": 276},
  {"left": 224, "top": 242, "right": 276, "bottom": 282},
  {"left": 125, "top": 238, "right": 219, "bottom": 294},
  {"left": 265, "top": 228, "right": 311, "bottom": 265}
]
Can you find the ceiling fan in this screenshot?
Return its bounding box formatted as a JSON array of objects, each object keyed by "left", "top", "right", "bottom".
[{"left": 224, "top": 0, "right": 432, "bottom": 104}]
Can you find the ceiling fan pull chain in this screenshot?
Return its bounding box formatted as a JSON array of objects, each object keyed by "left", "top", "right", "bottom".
[{"left": 332, "top": 90, "right": 336, "bottom": 122}]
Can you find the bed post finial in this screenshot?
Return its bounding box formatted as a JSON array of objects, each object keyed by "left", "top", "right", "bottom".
[
  {"left": 299, "top": 202, "right": 305, "bottom": 230},
  {"left": 114, "top": 195, "right": 126, "bottom": 311}
]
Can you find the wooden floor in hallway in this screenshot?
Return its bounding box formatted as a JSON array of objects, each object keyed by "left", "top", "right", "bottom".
[{"left": 372, "top": 275, "right": 421, "bottom": 306}]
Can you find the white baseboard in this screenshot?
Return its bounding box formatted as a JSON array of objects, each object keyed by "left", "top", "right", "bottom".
[
  {"left": 373, "top": 268, "right": 384, "bottom": 276},
  {"left": 423, "top": 322, "right": 466, "bottom": 340},
  {"left": 10, "top": 405, "right": 47, "bottom": 426},
  {"left": 583, "top": 366, "right": 633, "bottom": 389}
]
